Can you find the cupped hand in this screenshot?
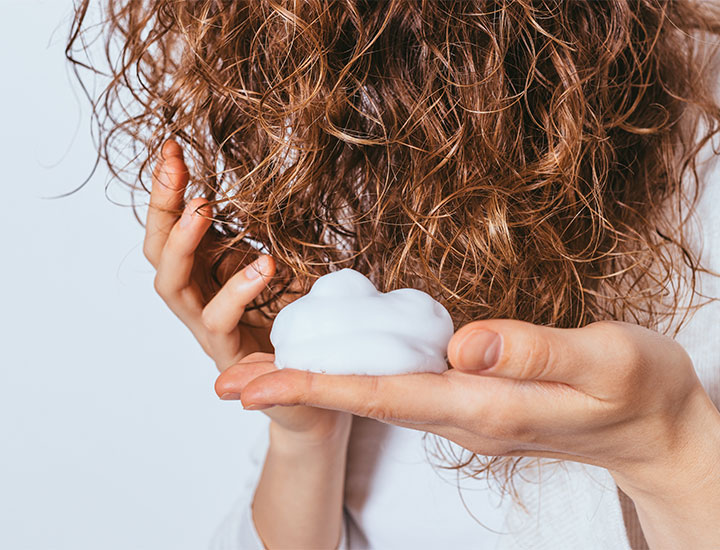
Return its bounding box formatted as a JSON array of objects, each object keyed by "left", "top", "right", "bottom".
[
  {"left": 215, "top": 319, "right": 720, "bottom": 497},
  {"left": 146, "top": 140, "right": 350, "bottom": 441}
]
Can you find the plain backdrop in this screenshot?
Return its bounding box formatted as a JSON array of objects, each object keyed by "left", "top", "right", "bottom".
[
  {"left": 0, "top": 2, "right": 266, "bottom": 549},
  {"left": 2, "top": 3, "right": 719, "bottom": 550}
]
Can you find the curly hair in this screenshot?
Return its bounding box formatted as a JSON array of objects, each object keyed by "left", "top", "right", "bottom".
[{"left": 67, "top": 0, "right": 720, "bottom": 484}]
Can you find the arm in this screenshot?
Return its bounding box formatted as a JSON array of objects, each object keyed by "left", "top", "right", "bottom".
[
  {"left": 220, "top": 320, "right": 720, "bottom": 549},
  {"left": 612, "top": 388, "right": 720, "bottom": 549},
  {"left": 145, "top": 140, "right": 352, "bottom": 549},
  {"left": 252, "top": 418, "right": 352, "bottom": 549},
  {"left": 215, "top": 356, "right": 353, "bottom": 549}
]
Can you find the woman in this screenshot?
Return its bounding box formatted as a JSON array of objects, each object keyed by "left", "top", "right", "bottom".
[{"left": 68, "top": 1, "right": 720, "bottom": 548}]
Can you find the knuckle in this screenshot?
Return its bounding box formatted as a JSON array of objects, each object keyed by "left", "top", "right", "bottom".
[
  {"left": 583, "top": 322, "right": 656, "bottom": 406},
  {"left": 617, "top": 333, "right": 643, "bottom": 369},
  {"left": 515, "top": 331, "right": 554, "bottom": 380},
  {"left": 591, "top": 321, "right": 634, "bottom": 356},
  {"left": 300, "top": 370, "right": 318, "bottom": 404},
  {"left": 142, "top": 240, "right": 157, "bottom": 265},
  {"left": 152, "top": 274, "right": 168, "bottom": 298},
  {"left": 153, "top": 156, "right": 184, "bottom": 187},
  {"left": 592, "top": 321, "right": 643, "bottom": 387},
  {"left": 358, "top": 378, "right": 390, "bottom": 420},
  {"left": 200, "top": 306, "right": 222, "bottom": 333},
  {"left": 362, "top": 404, "right": 389, "bottom": 422},
  {"left": 163, "top": 155, "right": 188, "bottom": 177},
  {"left": 153, "top": 273, "right": 178, "bottom": 302},
  {"left": 243, "top": 351, "right": 273, "bottom": 364}
]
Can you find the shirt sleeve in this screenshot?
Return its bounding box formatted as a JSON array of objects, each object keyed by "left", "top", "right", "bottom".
[{"left": 208, "top": 425, "right": 350, "bottom": 550}]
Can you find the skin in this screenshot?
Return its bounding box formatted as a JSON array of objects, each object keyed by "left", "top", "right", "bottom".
[
  {"left": 218, "top": 321, "right": 720, "bottom": 549},
  {"left": 148, "top": 140, "right": 720, "bottom": 549},
  {"left": 145, "top": 140, "right": 350, "bottom": 549}
]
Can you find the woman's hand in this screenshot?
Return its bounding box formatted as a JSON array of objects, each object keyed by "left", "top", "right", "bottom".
[
  {"left": 143, "top": 139, "right": 275, "bottom": 372},
  {"left": 216, "top": 319, "right": 720, "bottom": 548},
  {"left": 144, "top": 140, "right": 351, "bottom": 550},
  {"left": 217, "top": 352, "right": 352, "bottom": 442},
  {"left": 145, "top": 140, "right": 350, "bottom": 442}
]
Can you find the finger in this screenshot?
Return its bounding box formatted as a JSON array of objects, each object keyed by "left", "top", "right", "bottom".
[
  {"left": 143, "top": 140, "right": 189, "bottom": 267},
  {"left": 446, "top": 318, "right": 640, "bottom": 390},
  {"left": 201, "top": 255, "right": 275, "bottom": 335},
  {"left": 153, "top": 198, "right": 212, "bottom": 322},
  {"left": 224, "top": 362, "right": 597, "bottom": 453},
  {"left": 215, "top": 358, "right": 353, "bottom": 432},
  {"left": 214, "top": 353, "right": 277, "bottom": 399},
  {"left": 201, "top": 255, "right": 276, "bottom": 367},
  {"left": 227, "top": 369, "right": 469, "bottom": 425}
]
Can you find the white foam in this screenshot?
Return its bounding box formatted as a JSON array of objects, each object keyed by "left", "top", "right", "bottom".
[{"left": 270, "top": 269, "right": 454, "bottom": 375}]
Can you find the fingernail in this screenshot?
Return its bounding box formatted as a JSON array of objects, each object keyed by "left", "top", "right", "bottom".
[
  {"left": 219, "top": 392, "right": 242, "bottom": 400},
  {"left": 245, "top": 256, "right": 269, "bottom": 280},
  {"left": 459, "top": 330, "right": 503, "bottom": 370},
  {"left": 244, "top": 403, "right": 272, "bottom": 410},
  {"left": 179, "top": 205, "right": 192, "bottom": 228}
]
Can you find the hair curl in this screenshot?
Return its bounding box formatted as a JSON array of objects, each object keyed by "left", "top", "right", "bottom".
[{"left": 67, "top": 0, "right": 720, "bottom": 485}]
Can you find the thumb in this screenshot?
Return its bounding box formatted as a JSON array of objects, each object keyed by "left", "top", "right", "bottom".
[{"left": 447, "top": 319, "right": 637, "bottom": 387}]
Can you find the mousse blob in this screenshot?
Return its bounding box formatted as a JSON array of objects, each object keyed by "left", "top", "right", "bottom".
[{"left": 269, "top": 268, "right": 454, "bottom": 375}]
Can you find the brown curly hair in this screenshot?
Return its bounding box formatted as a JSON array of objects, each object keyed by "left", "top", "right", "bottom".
[{"left": 67, "top": 0, "right": 720, "bottom": 483}]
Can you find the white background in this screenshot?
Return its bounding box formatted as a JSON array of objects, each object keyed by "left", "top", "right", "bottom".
[
  {"left": 2, "top": 3, "right": 720, "bottom": 550},
  {"left": 0, "top": 2, "right": 266, "bottom": 549}
]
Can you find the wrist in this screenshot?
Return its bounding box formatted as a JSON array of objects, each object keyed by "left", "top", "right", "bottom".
[
  {"left": 269, "top": 413, "right": 353, "bottom": 455},
  {"left": 609, "top": 388, "right": 720, "bottom": 549},
  {"left": 611, "top": 385, "right": 720, "bottom": 503}
]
